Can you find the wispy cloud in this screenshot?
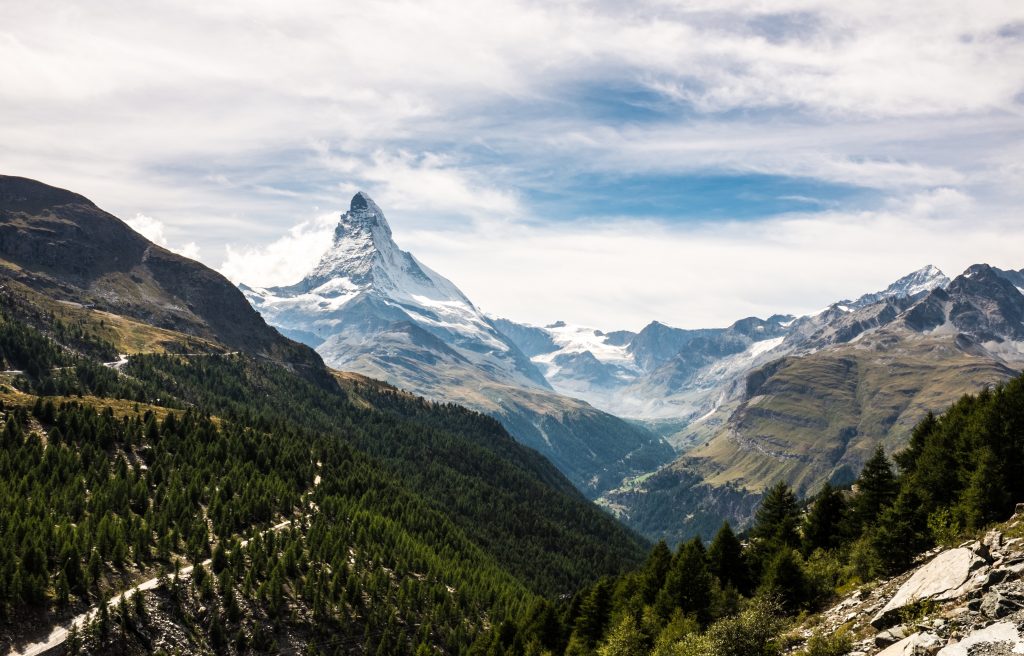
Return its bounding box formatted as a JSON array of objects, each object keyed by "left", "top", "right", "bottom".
[{"left": 1, "top": 0, "right": 1022, "bottom": 327}]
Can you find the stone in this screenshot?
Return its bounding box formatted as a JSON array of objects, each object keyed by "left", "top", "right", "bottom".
[
  {"left": 876, "top": 632, "right": 942, "bottom": 656},
  {"left": 979, "top": 590, "right": 1020, "bottom": 619},
  {"left": 936, "top": 621, "right": 1024, "bottom": 655},
  {"left": 875, "top": 626, "right": 910, "bottom": 647},
  {"left": 983, "top": 529, "right": 1003, "bottom": 552},
  {"left": 873, "top": 548, "right": 988, "bottom": 628}
]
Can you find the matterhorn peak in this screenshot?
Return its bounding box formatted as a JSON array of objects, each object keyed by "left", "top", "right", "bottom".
[{"left": 336, "top": 191, "right": 392, "bottom": 240}]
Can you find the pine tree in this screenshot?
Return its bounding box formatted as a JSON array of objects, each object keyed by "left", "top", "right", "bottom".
[
  {"left": 750, "top": 481, "right": 800, "bottom": 549},
  {"left": 802, "top": 483, "right": 847, "bottom": 554},
  {"left": 852, "top": 446, "right": 898, "bottom": 530},
  {"left": 656, "top": 538, "right": 713, "bottom": 626},
  {"left": 708, "top": 522, "right": 748, "bottom": 594},
  {"left": 640, "top": 541, "right": 673, "bottom": 603},
  {"left": 757, "top": 548, "right": 807, "bottom": 612},
  {"left": 571, "top": 578, "right": 613, "bottom": 649}
]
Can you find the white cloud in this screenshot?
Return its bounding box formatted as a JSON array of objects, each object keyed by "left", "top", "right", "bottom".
[
  {"left": 1, "top": 0, "right": 1022, "bottom": 328},
  {"left": 126, "top": 213, "right": 167, "bottom": 246},
  {"left": 219, "top": 212, "right": 338, "bottom": 287},
  {"left": 216, "top": 185, "right": 1023, "bottom": 330},
  {"left": 323, "top": 149, "right": 522, "bottom": 218},
  {"left": 125, "top": 213, "right": 203, "bottom": 261},
  {"left": 402, "top": 199, "right": 1024, "bottom": 330},
  {"left": 176, "top": 241, "right": 202, "bottom": 260}
]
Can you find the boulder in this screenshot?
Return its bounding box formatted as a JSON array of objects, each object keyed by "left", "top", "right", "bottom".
[
  {"left": 872, "top": 548, "right": 988, "bottom": 628},
  {"left": 979, "top": 590, "right": 1021, "bottom": 619},
  {"left": 936, "top": 621, "right": 1024, "bottom": 655},
  {"left": 876, "top": 632, "right": 942, "bottom": 656},
  {"left": 875, "top": 626, "right": 909, "bottom": 647}
]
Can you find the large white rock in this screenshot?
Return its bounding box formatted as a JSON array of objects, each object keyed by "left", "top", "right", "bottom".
[
  {"left": 936, "top": 621, "right": 1024, "bottom": 655},
  {"left": 877, "top": 632, "right": 942, "bottom": 656},
  {"left": 873, "top": 548, "right": 987, "bottom": 625}
]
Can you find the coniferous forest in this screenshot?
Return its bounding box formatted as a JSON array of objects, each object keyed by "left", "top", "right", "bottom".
[{"left": 2, "top": 253, "right": 1024, "bottom": 656}]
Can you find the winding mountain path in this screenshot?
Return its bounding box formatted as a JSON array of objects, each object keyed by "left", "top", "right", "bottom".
[{"left": 7, "top": 519, "right": 295, "bottom": 656}]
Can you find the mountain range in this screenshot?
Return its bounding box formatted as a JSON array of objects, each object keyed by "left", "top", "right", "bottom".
[
  {"left": 241, "top": 193, "right": 674, "bottom": 496},
  {"left": 241, "top": 192, "right": 1023, "bottom": 542}
]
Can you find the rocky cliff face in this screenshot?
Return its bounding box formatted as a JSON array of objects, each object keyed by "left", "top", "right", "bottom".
[{"left": 789, "top": 506, "right": 1024, "bottom": 655}]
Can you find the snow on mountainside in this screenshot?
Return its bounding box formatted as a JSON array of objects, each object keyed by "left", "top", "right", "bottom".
[
  {"left": 601, "top": 264, "right": 1024, "bottom": 543},
  {"left": 846, "top": 264, "right": 950, "bottom": 309},
  {"left": 242, "top": 193, "right": 674, "bottom": 496},
  {"left": 497, "top": 265, "right": 957, "bottom": 427},
  {"left": 242, "top": 192, "right": 549, "bottom": 391}
]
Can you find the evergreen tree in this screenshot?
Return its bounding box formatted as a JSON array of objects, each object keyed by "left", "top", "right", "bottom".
[
  {"left": 751, "top": 482, "right": 800, "bottom": 549},
  {"left": 571, "top": 578, "right": 613, "bottom": 649},
  {"left": 872, "top": 488, "right": 930, "bottom": 574},
  {"left": 708, "top": 522, "right": 748, "bottom": 594},
  {"left": 851, "top": 446, "right": 898, "bottom": 530},
  {"left": 640, "top": 541, "right": 673, "bottom": 604},
  {"left": 656, "top": 538, "right": 713, "bottom": 626},
  {"left": 801, "top": 483, "right": 847, "bottom": 554},
  {"left": 757, "top": 548, "right": 807, "bottom": 612}
]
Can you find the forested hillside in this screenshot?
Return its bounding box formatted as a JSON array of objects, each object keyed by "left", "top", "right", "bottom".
[
  {"left": 0, "top": 277, "right": 647, "bottom": 655},
  {"left": 515, "top": 374, "right": 1024, "bottom": 655}
]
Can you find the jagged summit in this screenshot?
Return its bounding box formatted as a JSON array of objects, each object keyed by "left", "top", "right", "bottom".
[
  {"left": 242, "top": 194, "right": 548, "bottom": 389},
  {"left": 337, "top": 191, "right": 391, "bottom": 237},
  {"left": 845, "top": 264, "right": 949, "bottom": 310},
  {"left": 278, "top": 191, "right": 471, "bottom": 308},
  {"left": 884, "top": 264, "right": 949, "bottom": 298}
]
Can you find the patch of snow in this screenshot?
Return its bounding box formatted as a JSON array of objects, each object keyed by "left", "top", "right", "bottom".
[{"left": 748, "top": 336, "right": 786, "bottom": 358}]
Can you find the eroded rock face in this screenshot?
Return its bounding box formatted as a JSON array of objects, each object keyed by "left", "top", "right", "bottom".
[
  {"left": 790, "top": 510, "right": 1024, "bottom": 656},
  {"left": 872, "top": 548, "right": 988, "bottom": 627},
  {"left": 935, "top": 621, "right": 1024, "bottom": 655}
]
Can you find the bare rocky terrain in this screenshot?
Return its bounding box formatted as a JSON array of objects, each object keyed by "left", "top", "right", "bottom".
[{"left": 788, "top": 505, "right": 1024, "bottom": 655}]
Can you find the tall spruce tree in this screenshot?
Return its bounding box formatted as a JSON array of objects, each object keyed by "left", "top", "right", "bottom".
[
  {"left": 750, "top": 481, "right": 801, "bottom": 549},
  {"left": 852, "top": 446, "right": 898, "bottom": 530},
  {"left": 802, "top": 483, "right": 847, "bottom": 555},
  {"left": 656, "top": 538, "right": 713, "bottom": 627},
  {"left": 708, "top": 522, "right": 749, "bottom": 594}
]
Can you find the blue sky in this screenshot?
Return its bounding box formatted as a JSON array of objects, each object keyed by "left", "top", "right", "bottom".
[{"left": 2, "top": 0, "right": 1024, "bottom": 329}]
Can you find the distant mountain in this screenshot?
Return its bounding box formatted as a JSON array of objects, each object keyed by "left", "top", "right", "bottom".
[
  {"left": 598, "top": 264, "right": 1024, "bottom": 543},
  {"left": 498, "top": 266, "right": 952, "bottom": 428},
  {"left": 243, "top": 193, "right": 673, "bottom": 495}
]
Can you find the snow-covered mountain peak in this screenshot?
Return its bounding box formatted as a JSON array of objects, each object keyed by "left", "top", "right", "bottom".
[
  {"left": 843, "top": 265, "right": 949, "bottom": 310},
  {"left": 339, "top": 191, "right": 392, "bottom": 238},
  {"left": 883, "top": 264, "right": 949, "bottom": 298},
  {"left": 241, "top": 194, "right": 549, "bottom": 390},
  {"left": 298, "top": 192, "right": 400, "bottom": 292}
]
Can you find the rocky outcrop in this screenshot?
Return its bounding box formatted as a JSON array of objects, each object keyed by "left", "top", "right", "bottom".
[
  {"left": 872, "top": 547, "right": 989, "bottom": 627},
  {"left": 790, "top": 506, "right": 1024, "bottom": 656}
]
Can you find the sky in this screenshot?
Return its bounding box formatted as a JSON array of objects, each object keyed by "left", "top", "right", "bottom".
[{"left": 2, "top": 0, "right": 1024, "bottom": 331}]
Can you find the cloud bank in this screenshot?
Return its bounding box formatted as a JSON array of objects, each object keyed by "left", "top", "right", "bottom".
[{"left": 2, "top": 0, "right": 1022, "bottom": 328}]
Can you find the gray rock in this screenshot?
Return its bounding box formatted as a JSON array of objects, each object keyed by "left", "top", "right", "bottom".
[
  {"left": 983, "top": 529, "right": 1003, "bottom": 552},
  {"left": 876, "top": 632, "right": 942, "bottom": 656},
  {"left": 936, "top": 621, "right": 1024, "bottom": 655},
  {"left": 873, "top": 548, "right": 988, "bottom": 628},
  {"left": 979, "top": 591, "right": 1020, "bottom": 619},
  {"left": 876, "top": 625, "right": 910, "bottom": 647}
]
